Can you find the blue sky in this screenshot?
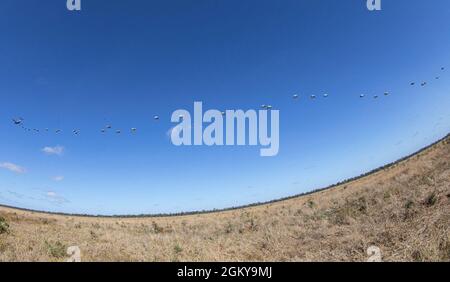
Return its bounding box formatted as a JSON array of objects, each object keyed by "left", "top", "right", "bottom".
[{"left": 0, "top": 0, "right": 449, "bottom": 215}]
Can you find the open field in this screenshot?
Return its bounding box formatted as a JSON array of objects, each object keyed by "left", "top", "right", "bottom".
[{"left": 0, "top": 136, "right": 449, "bottom": 262}]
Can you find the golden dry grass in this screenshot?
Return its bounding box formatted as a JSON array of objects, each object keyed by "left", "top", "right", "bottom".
[{"left": 0, "top": 136, "right": 449, "bottom": 262}]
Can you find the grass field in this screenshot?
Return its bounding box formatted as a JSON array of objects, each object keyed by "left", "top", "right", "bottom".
[{"left": 0, "top": 136, "right": 449, "bottom": 262}]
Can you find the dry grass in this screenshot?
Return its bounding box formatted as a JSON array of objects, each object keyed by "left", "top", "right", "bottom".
[{"left": 0, "top": 137, "right": 449, "bottom": 262}]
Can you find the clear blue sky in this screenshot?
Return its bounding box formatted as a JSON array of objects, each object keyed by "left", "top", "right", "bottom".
[{"left": 0, "top": 0, "right": 449, "bottom": 215}]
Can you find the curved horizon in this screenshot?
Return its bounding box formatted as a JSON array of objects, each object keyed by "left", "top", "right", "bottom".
[{"left": 1, "top": 132, "right": 448, "bottom": 217}]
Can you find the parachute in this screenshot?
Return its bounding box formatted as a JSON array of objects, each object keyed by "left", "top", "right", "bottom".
[{"left": 12, "top": 118, "right": 24, "bottom": 125}]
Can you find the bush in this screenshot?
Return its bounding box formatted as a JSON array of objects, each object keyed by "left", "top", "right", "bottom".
[
  {"left": 152, "top": 222, "right": 163, "bottom": 234},
  {"left": 173, "top": 244, "right": 183, "bottom": 254},
  {"left": 45, "top": 241, "right": 66, "bottom": 258},
  {"left": 224, "top": 222, "right": 233, "bottom": 234},
  {"left": 0, "top": 217, "right": 9, "bottom": 234},
  {"left": 423, "top": 192, "right": 437, "bottom": 207},
  {"left": 404, "top": 200, "right": 414, "bottom": 209}
]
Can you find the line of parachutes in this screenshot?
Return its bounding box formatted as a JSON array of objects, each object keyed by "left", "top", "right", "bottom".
[{"left": 11, "top": 66, "right": 446, "bottom": 135}]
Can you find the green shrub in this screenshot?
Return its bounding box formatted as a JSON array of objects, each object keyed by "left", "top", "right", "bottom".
[
  {"left": 173, "top": 244, "right": 183, "bottom": 254},
  {"left": 0, "top": 217, "right": 9, "bottom": 234},
  {"left": 45, "top": 241, "right": 66, "bottom": 258}
]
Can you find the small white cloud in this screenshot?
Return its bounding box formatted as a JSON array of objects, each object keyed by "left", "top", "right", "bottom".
[
  {"left": 45, "top": 191, "right": 69, "bottom": 204},
  {"left": 52, "top": 176, "right": 64, "bottom": 182},
  {"left": 0, "top": 162, "right": 26, "bottom": 174},
  {"left": 42, "top": 145, "right": 64, "bottom": 156}
]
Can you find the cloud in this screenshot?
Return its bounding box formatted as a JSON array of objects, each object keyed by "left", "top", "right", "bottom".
[
  {"left": 52, "top": 176, "right": 64, "bottom": 182},
  {"left": 0, "top": 162, "right": 26, "bottom": 174},
  {"left": 42, "top": 145, "right": 64, "bottom": 156},
  {"left": 45, "top": 191, "right": 70, "bottom": 205},
  {"left": 8, "top": 190, "right": 26, "bottom": 199},
  {"left": 46, "top": 191, "right": 57, "bottom": 197},
  {"left": 7, "top": 190, "right": 36, "bottom": 200}
]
